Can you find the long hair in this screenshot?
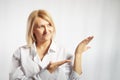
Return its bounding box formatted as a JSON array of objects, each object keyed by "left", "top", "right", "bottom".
[{"left": 26, "top": 9, "right": 56, "bottom": 46}]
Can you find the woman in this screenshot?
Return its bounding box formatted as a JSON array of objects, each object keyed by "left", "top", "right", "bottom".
[{"left": 9, "top": 9, "right": 93, "bottom": 80}]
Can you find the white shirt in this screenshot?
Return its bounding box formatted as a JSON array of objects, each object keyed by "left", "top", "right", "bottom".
[{"left": 9, "top": 41, "right": 82, "bottom": 80}]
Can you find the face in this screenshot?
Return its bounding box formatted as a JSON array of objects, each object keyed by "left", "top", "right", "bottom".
[{"left": 33, "top": 17, "right": 54, "bottom": 43}]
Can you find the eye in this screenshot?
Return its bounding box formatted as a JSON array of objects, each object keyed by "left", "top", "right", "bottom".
[
  {"left": 40, "top": 25, "right": 44, "bottom": 28},
  {"left": 47, "top": 23, "right": 52, "bottom": 27},
  {"left": 36, "top": 25, "right": 44, "bottom": 28}
]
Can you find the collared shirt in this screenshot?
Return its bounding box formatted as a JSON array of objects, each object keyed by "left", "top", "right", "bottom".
[{"left": 9, "top": 41, "right": 82, "bottom": 80}]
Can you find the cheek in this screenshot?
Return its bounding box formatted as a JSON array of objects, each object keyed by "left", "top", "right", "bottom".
[
  {"left": 50, "top": 27, "right": 55, "bottom": 33},
  {"left": 34, "top": 28, "right": 43, "bottom": 33},
  {"left": 33, "top": 29, "right": 43, "bottom": 37}
]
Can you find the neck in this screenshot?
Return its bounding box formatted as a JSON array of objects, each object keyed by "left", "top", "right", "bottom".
[
  {"left": 36, "top": 40, "right": 51, "bottom": 57},
  {"left": 36, "top": 40, "right": 52, "bottom": 60},
  {"left": 36, "top": 40, "right": 51, "bottom": 49}
]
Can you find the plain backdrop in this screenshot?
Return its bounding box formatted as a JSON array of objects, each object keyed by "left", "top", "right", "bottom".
[{"left": 0, "top": 0, "right": 120, "bottom": 80}]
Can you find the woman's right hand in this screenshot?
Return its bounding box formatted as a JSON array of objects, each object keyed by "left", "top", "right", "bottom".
[{"left": 47, "top": 60, "right": 71, "bottom": 73}]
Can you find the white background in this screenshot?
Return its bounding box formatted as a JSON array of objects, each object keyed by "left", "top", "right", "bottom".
[{"left": 0, "top": 0, "right": 120, "bottom": 80}]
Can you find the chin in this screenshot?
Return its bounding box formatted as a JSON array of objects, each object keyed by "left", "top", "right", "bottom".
[{"left": 43, "top": 37, "right": 52, "bottom": 41}]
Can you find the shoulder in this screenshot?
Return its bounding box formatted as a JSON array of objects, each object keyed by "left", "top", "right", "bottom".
[
  {"left": 15, "top": 45, "right": 31, "bottom": 53},
  {"left": 12, "top": 45, "right": 32, "bottom": 59}
]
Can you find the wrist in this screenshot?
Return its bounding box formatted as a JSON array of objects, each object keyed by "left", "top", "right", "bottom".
[{"left": 75, "top": 53, "right": 82, "bottom": 57}]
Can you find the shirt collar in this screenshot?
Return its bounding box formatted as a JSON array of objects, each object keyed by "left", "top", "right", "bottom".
[
  {"left": 31, "top": 40, "right": 57, "bottom": 56},
  {"left": 48, "top": 40, "right": 57, "bottom": 53}
]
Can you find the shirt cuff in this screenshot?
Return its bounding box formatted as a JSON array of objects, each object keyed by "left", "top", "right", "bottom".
[{"left": 70, "top": 70, "right": 83, "bottom": 80}]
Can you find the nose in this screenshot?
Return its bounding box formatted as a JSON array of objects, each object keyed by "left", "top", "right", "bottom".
[{"left": 44, "top": 25, "right": 48, "bottom": 34}]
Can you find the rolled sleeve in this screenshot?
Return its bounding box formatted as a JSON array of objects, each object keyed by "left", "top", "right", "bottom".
[{"left": 69, "top": 70, "right": 82, "bottom": 80}]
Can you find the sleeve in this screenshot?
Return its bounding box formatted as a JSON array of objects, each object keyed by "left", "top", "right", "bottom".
[
  {"left": 9, "top": 48, "right": 52, "bottom": 80},
  {"left": 69, "top": 69, "right": 83, "bottom": 80},
  {"left": 65, "top": 53, "right": 83, "bottom": 80}
]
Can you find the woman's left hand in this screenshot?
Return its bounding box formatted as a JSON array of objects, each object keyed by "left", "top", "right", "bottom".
[{"left": 75, "top": 36, "right": 94, "bottom": 55}]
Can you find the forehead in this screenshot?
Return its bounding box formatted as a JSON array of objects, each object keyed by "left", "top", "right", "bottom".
[{"left": 34, "top": 17, "right": 49, "bottom": 25}]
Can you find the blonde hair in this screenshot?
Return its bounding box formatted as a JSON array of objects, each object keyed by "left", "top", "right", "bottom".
[{"left": 26, "top": 9, "right": 55, "bottom": 46}]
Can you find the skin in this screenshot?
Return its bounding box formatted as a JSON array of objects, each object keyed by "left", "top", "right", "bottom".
[
  {"left": 73, "top": 36, "right": 94, "bottom": 74},
  {"left": 33, "top": 17, "right": 94, "bottom": 74},
  {"left": 33, "top": 17, "right": 54, "bottom": 60}
]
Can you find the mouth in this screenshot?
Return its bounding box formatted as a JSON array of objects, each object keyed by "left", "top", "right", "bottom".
[{"left": 43, "top": 34, "right": 51, "bottom": 37}]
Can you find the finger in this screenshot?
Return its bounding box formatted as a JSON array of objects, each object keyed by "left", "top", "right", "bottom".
[
  {"left": 55, "top": 60, "right": 71, "bottom": 67},
  {"left": 82, "top": 36, "right": 94, "bottom": 44},
  {"left": 88, "top": 36, "right": 94, "bottom": 41},
  {"left": 85, "top": 46, "right": 91, "bottom": 51},
  {"left": 88, "top": 36, "right": 94, "bottom": 44}
]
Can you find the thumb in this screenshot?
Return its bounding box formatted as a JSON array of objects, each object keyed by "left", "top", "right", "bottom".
[
  {"left": 47, "top": 61, "right": 52, "bottom": 67},
  {"left": 56, "top": 60, "right": 71, "bottom": 67},
  {"left": 85, "top": 46, "right": 91, "bottom": 51}
]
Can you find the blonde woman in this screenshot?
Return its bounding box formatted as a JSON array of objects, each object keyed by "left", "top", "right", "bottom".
[{"left": 9, "top": 9, "right": 93, "bottom": 80}]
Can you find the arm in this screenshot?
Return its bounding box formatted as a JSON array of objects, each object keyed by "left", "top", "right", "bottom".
[
  {"left": 67, "top": 36, "right": 93, "bottom": 80},
  {"left": 9, "top": 49, "right": 34, "bottom": 80},
  {"left": 73, "top": 54, "right": 82, "bottom": 75},
  {"left": 73, "top": 36, "right": 93, "bottom": 75},
  {"left": 64, "top": 53, "right": 83, "bottom": 80},
  {"left": 9, "top": 48, "right": 52, "bottom": 80}
]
